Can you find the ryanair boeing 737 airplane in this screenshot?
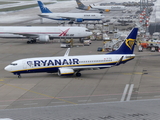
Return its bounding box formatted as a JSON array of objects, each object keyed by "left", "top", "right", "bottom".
[{"left": 4, "top": 28, "right": 138, "bottom": 78}]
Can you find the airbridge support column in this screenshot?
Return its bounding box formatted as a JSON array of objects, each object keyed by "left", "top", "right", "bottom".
[{"left": 70, "top": 38, "right": 73, "bottom": 48}]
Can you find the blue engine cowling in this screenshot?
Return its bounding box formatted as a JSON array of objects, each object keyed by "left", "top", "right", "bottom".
[{"left": 75, "top": 18, "right": 83, "bottom": 22}]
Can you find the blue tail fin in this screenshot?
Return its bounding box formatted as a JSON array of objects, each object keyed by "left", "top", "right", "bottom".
[
  {"left": 107, "top": 28, "right": 138, "bottom": 54},
  {"left": 37, "top": 1, "right": 52, "bottom": 13}
]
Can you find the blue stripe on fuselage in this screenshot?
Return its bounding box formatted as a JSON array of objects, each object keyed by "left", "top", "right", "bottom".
[{"left": 40, "top": 16, "right": 102, "bottom": 21}]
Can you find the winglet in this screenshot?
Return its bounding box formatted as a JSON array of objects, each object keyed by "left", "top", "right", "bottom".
[
  {"left": 107, "top": 28, "right": 138, "bottom": 54},
  {"left": 64, "top": 48, "right": 70, "bottom": 57},
  {"left": 37, "top": 1, "right": 52, "bottom": 13}
]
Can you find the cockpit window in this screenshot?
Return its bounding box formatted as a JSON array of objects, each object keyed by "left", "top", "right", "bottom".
[
  {"left": 10, "top": 63, "right": 17, "bottom": 66},
  {"left": 86, "top": 30, "right": 90, "bottom": 32}
]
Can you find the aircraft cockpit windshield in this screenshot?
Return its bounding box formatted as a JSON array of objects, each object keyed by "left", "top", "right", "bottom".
[
  {"left": 86, "top": 29, "right": 90, "bottom": 32},
  {"left": 10, "top": 63, "right": 18, "bottom": 66}
]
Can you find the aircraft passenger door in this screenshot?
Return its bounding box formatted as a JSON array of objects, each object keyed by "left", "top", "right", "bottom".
[
  {"left": 116, "top": 56, "right": 120, "bottom": 62},
  {"left": 23, "top": 60, "right": 33, "bottom": 69},
  {"left": 78, "top": 32, "right": 81, "bottom": 37},
  {"left": 22, "top": 60, "right": 27, "bottom": 69},
  {"left": 78, "top": 29, "right": 81, "bottom": 37}
]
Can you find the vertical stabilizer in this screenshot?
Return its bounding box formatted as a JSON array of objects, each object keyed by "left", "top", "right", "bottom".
[
  {"left": 37, "top": 1, "right": 52, "bottom": 13},
  {"left": 76, "top": 0, "right": 86, "bottom": 8},
  {"left": 107, "top": 28, "right": 138, "bottom": 54}
]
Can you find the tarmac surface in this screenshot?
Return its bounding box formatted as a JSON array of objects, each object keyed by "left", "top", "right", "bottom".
[
  {"left": 0, "top": 0, "right": 160, "bottom": 119},
  {"left": 1, "top": 99, "right": 160, "bottom": 119},
  {"left": 0, "top": 38, "right": 160, "bottom": 109},
  {"left": 0, "top": 39, "right": 160, "bottom": 119}
]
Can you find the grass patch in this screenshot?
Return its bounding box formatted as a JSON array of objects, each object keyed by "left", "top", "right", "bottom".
[
  {"left": 0, "top": 2, "right": 55, "bottom": 12},
  {"left": 0, "top": 2, "right": 18, "bottom": 5}
]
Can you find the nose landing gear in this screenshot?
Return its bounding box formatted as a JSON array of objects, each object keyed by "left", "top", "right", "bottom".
[{"left": 18, "top": 74, "right": 21, "bottom": 78}]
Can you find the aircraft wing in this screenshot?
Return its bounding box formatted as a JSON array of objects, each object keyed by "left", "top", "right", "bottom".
[
  {"left": 57, "top": 16, "right": 76, "bottom": 21},
  {"left": 69, "top": 65, "right": 112, "bottom": 71},
  {"left": 12, "top": 33, "right": 39, "bottom": 38}
]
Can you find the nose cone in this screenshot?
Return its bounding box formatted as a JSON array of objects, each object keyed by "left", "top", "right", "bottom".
[
  {"left": 89, "top": 31, "right": 93, "bottom": 35},
  {"left": 88, "top": 31, "right": 93, "bottom": 37},
  {"left": 4, "top": 65, "right": 11, "bottom": 72}
]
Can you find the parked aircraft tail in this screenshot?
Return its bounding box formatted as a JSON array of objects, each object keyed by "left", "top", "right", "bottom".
[
  {"left": 108, "top": 28, "right": 138, "bottom": 54},
  {"left": 76, "top": 0, "right": 85, "bottom": 8},
  {"left": 75, "top": 0, "right": 90, "bottom": 10},
  {"left": 37, "top": 1, "right": 52, "bottom": 13}
]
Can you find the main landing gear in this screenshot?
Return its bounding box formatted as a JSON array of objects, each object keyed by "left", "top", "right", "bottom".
[
  {"left": 75, "top": 72, "right": 81, "bottom": 77},
  {"left": 27, "top": 39, "right": 36, "bottom": 44}
]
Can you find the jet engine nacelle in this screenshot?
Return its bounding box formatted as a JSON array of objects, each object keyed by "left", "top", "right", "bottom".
[
  {"left": 58, "top": 68, "right": 74, "bottom": 76},
  {"left": 38, "top": 35, "right": 50, "bottom": 42},
  {"left": 105, "top": 9, "right": 110, "bottom": 12},
  {"left": 75, "top": 18, "right": 83, "bottom": 22}
]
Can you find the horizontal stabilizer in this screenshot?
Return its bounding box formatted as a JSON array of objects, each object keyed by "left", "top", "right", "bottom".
[
  {"left": 115, "top": 56, "right": 124, "bottom": 66},
  {"left": 89, "top": 5, "right": 93, "bottom": 8}
]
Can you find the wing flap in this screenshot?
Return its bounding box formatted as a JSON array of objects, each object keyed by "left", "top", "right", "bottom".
[
  {"left": 57, "top": 16, "right": 76, "bottom": 20},
  {"left": 69, "top": 65, "right": 112, "bottom": 71},
  {"left": 11, "top": 33, "right": 39, "bottom": 38}
]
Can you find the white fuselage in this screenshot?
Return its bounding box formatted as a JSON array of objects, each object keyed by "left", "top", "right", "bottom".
[
  {"left": 38, "top": 13, "right": 105, "bottom": 21},
  {"left": 92, "top": 6, "right": 126, "bottom": 11},
  {"left": 0, "top": 26, "right": 92, "bottom": 39},
  {"left": 4, "top": 54, "right": 135, "bottom": 75}
]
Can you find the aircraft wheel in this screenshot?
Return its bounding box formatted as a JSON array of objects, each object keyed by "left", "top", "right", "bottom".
[
  {"left": 27, "top": 41, "right": 31, "bottom": 44},
  {"left": 76, "top": 72, "right": 81, "bottom": 77},
  {"left": 18, "top": 75, "right": 21, "bottom": 78},
  {"left": 31, "top": 40, "right": 36, "bottom": 43},
  {"left": 79, "top": 38, "right": 83, "bottom": 43}
]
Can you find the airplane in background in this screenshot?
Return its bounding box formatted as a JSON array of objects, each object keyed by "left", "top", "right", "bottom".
[
  {"left": 76, "top": 0, "right": 126, "bottom": 13},
  {"left": 0, "top": 26, "right": 92, "bottom": 43},
  {"left": 37, "top": 1, "right": 105, "bottom": 24},
  {"left": 5, "top": 28, "right": 138, "bottom": 78}
]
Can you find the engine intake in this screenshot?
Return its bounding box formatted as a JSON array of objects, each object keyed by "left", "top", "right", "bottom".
[
  {"left": 58, "top": 68, "right": 74, "bottom": 76},
  {"left": 38, "top": 35, "right": 50, "bottom": 42},
  {"left": 75, "top": 18, "right": 83, "bottom": 22},
  {"left": 105, "top": 9, "right": 110, "bottom": 12}
]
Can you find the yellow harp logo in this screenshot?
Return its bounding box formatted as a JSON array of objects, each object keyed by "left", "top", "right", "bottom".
[{"left": 125, "top": 39, "right": 135, "bottom": 50}]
